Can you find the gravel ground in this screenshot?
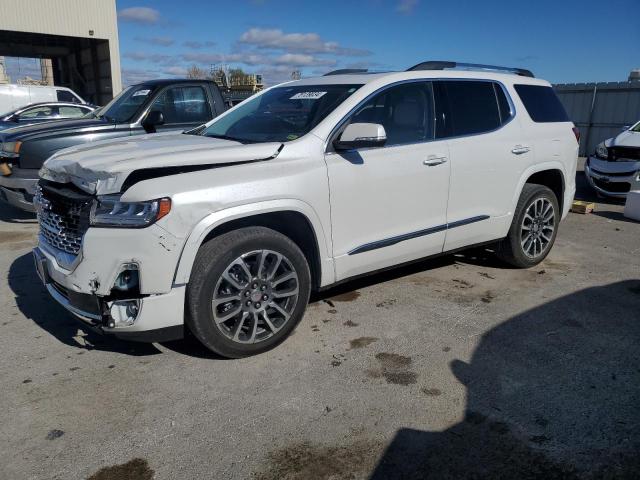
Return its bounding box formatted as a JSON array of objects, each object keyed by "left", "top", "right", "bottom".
[{"left": 1, "top": 161, "right": 639, "bottom": 479}]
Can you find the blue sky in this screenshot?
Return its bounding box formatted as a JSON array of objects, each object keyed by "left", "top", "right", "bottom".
[{"left": 5, "top": 0, "right": 640, "bottom": 86}]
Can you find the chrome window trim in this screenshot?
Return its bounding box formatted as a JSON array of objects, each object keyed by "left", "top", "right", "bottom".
[{"left": 325, "top": 78, "right": 517, "bottom": 154}]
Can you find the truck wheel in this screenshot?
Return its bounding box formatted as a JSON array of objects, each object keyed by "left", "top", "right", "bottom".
[
  {"left": 187, "top": 227, "right": 311, "bottom": 358},
  {"left": 496, "top": 184, "right": 559, "bottom": 268}
]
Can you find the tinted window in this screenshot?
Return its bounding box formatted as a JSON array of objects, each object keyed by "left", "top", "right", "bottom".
[
  {"left": 495, "top": 84, "right": 512, "bottom": 124},
  {"left": 56, "top": 90, "right": 79, "bottom": 103},
  {"left": 150, "top": 86, "right": 211, "bottom": 124},
  {"left": 97, "top": 85, "right": 155, "bottom": 123},
  {"left": 348, "top": 82, "right": 434, "bottom": 146},
  {"left": 438, "top": 81, "right": 501, "bottom": 138},
  {"left": 514, "top": 84, "right": 569, "bottom": 123}
]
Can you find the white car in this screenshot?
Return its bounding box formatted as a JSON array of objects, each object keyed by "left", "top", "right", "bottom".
[
  {"left": 585, "top": 121, "right": 640, "bottom": 197},
  {"left": 33, "top": 61, "right": 579, "bottom": 357}
]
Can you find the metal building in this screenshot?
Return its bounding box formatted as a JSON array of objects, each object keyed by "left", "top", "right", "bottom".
[
  {"left": 0, "top": 0, "right": 121, "bottom": 105},
  {"left": 554, "top": 79, "right": 640, "bottom": 156}
]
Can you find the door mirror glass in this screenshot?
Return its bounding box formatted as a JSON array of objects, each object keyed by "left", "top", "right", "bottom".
[
  {"left": 334, "top": 123, "right": 387, "bottom": 150},
  {"left": 142, "top": 110, "right": 164, "bottom": 133}
]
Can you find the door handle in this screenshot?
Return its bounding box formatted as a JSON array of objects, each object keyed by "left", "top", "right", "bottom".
[
  {"left": 511, "top": 145, "right": 531, "bottom": 155},
  {"left": 423, "top": 155, "right": 448, "bottom": 166}
]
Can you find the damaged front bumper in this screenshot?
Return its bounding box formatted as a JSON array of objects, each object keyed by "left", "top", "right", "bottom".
[
  {"left": 33, "top": 224, "right": 187, "bottom": 343},
  {"left": 585, "top": 156, "right": 640, "bottom": 198}
]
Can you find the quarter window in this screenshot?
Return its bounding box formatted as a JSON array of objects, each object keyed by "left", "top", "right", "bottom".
[
  {"left": 514, "top": 84, "right": 569, "bottom": 123},
  {"left": 437, "top": 81, "right": 502, "bottom": 138},
  {"left": 59, "top": 106, "right": 88, "bottom": 118},
  {"left": 150, "top": 86, "right": 211, "bottom": 124},
  {"left": 348, "top": 82, "right": 434, "bottom": 146}
]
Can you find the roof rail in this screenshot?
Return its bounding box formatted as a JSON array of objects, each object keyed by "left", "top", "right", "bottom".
[
  {"left": 407, "top": 61, "right": 534, "bottom": 78},
  {"left": 323, "top": 68, "right": 368, "bottom": 76}
]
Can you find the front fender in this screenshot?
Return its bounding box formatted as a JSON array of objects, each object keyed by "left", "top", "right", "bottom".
[{"left": 173, "top": 199, "right": 335, "bottom": 287}]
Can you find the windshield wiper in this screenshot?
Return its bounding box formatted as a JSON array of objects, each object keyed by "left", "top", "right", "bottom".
[{"left": 205, "top": 134, "right": 254, "bottom": 144}]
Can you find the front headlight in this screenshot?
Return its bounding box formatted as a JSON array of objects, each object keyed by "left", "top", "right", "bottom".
[
  {"left": 0, "top": 141, "right": 22, "bottom": 157},
  {"left": 90, "top": 195, "right": 171, "bottom": 227},
  {"left": 595, "top": 142, "right": 608, "bottom": 159}
]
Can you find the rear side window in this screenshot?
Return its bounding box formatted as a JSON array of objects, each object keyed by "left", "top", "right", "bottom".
[
  {"left": 514, "top": 84, "right": 569, "bottom": 123},
  {"left": 436, "top": 81, "right": 502, "bottom": 138}
]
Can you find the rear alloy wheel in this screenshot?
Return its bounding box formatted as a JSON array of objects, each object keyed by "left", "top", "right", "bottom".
[
  {"left": 496, "top": 184, "right": 559, "bottom": 268},
  {"left": 520, "top": 197, "right": 555, "bottom": 259},
  {"left": 187, "top": 227, "right": 310, "bottom": 358}
]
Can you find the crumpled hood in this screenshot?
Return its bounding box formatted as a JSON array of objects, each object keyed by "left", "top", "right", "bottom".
[
  {"left": 40, "top": 133, "right": 283, "bottom": 194},
  {"left": 607, "top": 130, "right": 640, "bottom": 148}
]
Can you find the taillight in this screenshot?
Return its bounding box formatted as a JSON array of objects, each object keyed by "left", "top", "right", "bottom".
[{"left": 572, "top": 126, "right": 580, "bottom": 144}]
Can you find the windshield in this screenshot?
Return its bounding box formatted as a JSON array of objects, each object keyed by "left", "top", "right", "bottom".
[
  {"left": 97, "top": 85, "right": 156, "bottom": 123},
  {"left": 202, "top": 84, "right": 362, "bottom": 143},
  {"left": 631, "top": 122, "right": 640, "bottom": 133}
]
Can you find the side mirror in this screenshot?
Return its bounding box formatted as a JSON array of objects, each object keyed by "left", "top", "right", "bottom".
[
  {"left": 9, "top": 114, "right": 19, "bottom": 123},
  {"left": 334, "top": 123, "right": 387, "bottom": 151},
  {"left": 142, "top": 110, "right": 164, "bottom": 133},
  {"left": 621, "top": 125, "right": 630, "bottom": 131}
]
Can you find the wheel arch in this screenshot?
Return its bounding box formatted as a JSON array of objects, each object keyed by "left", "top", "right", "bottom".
[
  {"left": 173, "top": 200, "right": 333, "bottom": 289},
  {"left": 513, "top": 163, "right": 566, "bottom": 215}
]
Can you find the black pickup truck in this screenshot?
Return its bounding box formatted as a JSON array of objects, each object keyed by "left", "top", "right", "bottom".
[{"left": 0, "top": 79, "right": 227, "bottom": 211}]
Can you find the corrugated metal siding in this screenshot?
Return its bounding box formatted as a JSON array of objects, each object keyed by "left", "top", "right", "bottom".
[
  {"left": 554, "top": 82, "right": 640, "bottom": 156},
  {"left": 0, "top": 0, "right": 121, "bottom": 94}
]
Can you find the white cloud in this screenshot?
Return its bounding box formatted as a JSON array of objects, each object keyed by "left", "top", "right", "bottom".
[
  {"left": 118, "top": 7, "right": 160, "bottom": 25},
  {"left": 121, "top": 67, "right": 160, "bottom": 86},
  {"left": 272, "top": 53, "right": 335, "bottom": 67},
  {"left": 396, "top": 0, "right": 418, "bottom": 14},
  {"left": 183, "top": 40, "right": 217, "bottom": 50},
  {"left": 239, "top": 28, "right": 371, "bottom": 56},
  {"left": 162, "top": 66, "right": 189, "bottom": 76}
]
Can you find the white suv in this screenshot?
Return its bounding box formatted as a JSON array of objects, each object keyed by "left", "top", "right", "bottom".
[{"left": 33, "top": 61, "right": 579, "bottom": 357}]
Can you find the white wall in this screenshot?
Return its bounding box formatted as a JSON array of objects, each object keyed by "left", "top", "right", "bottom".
[{"left": 0, "top": 0, "right": 121, "bottom": 94}]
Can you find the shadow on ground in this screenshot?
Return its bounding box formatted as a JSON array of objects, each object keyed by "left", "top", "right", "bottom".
[
  {"left": 8, "top": 253, "right": 162, "bottom": 356},
  {"left": 367, "top": 280, "right": 640, "bottom": 480},
  {"left": 0, "top": 202, "right": 37, "bottom": 224}
]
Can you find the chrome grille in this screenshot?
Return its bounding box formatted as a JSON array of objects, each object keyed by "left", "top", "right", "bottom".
[{"left": 35, "top": 184, "right": 91, "bottom": 256}]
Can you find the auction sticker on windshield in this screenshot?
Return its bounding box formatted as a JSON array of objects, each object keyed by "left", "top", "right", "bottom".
[
  {"left": 133, "top": 89, "right": 151, "bottom": 97},
  {"left": 290, "top": 91, "right": 327, "bottom": 100}
]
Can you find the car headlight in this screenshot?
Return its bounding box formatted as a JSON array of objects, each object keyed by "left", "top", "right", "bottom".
[
  {"left": 90, "top": 195, "right": 171, "bottom": 227},
  {"left": 595, "top": 142, "right": 608, "bottom": 159},
  {"left": 0, "top": 141, "right": 22, "bottom": 158}
]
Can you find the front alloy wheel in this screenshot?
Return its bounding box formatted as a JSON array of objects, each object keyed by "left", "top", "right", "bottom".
[
  {"left": 187, "top": 227, "right": 311, "bottom": 358},
  {"left": 212, "top": 250, "right": 300, "bottom": 344}
]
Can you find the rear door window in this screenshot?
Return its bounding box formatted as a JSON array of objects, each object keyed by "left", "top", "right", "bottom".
[
  {"left": 436, "top": 81, "right": 501, "bottom": 138},
  {"left": 514, "top": 84, "right": 569, "bottom": 123}
]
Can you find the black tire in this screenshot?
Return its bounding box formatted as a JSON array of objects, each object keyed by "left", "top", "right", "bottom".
[
  {"left": 496, "top": 184, "right": 560, "bottom": 268},
  {"left": 186, "top": 226, "right": 311, "bottom": 358}
]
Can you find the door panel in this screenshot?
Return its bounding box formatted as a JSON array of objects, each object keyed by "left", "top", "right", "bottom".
[
  {"left": 436, "top": 81, "right": 528, "bottom": 251},
  {"left": 326, "top": 81, "right": 450, "bottom": 281}
]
